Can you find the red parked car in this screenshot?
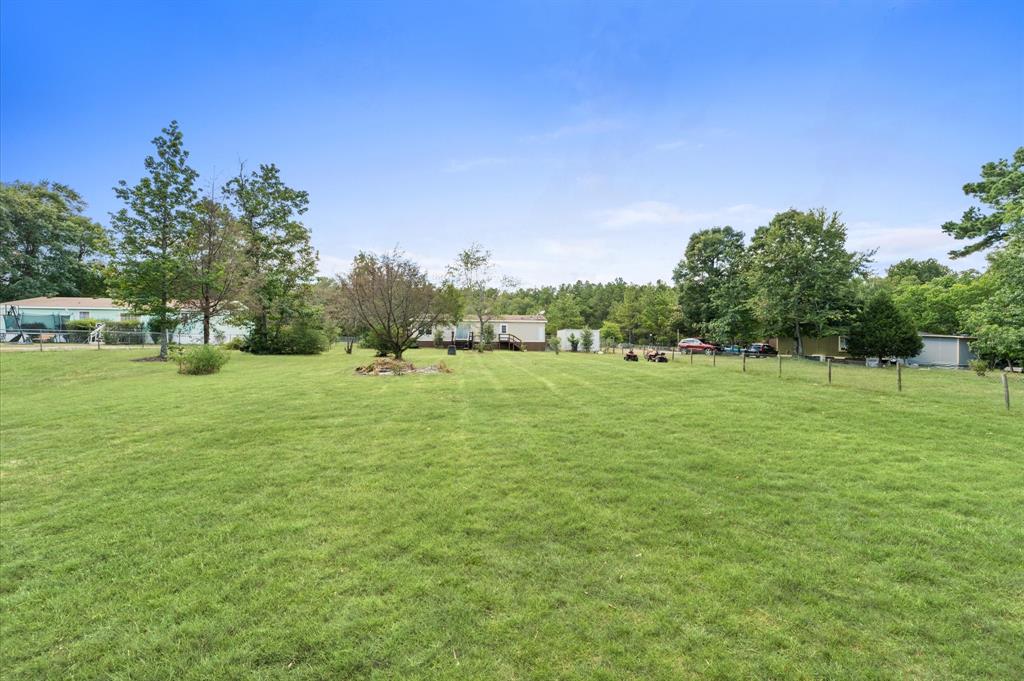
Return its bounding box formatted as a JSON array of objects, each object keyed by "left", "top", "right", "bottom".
[{"left": 677, "top": 337, "right": 719, "bottom": 354}]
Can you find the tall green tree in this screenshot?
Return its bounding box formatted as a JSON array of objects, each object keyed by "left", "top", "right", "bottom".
[
  {"left": 847, "top": 289, "right": 923, "bottom": 365},
  {"left": 180, "top": 188, "right": 243, "bottom": 344},
  {"left": 641, "top": 283, "right": 681, "bottom": 345},
  {"left": 1, "top": 181, "right": 110, "bottom": 300},
  {"left": 942, "top": 147, "right": 1023, "bottom": 257},
  {"left": 964, "top": 238, "right": 1024, "bottom": 369},
  {"left": 672, "top": 226, "right": 753, "bottom": 342},
  {"left": 890, "top": 271, "right": 982, "bottom": 335},
  {"left": 110, "top": 121, "right": 198, "bottom": 359},
  {"left": 885, "top": 258, "right": 954, "bottom": 284},
  {"left": 546, "top": 293, "right": 584, "bottom": 332},
  {"left": 746, "top": 208, "right": 871, "bottom": 355},
  {"left": 224, "top": 163, "right": 318, "bottom": 354}
]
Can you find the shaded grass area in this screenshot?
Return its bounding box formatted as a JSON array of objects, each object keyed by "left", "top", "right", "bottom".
[{"left": 1, "top": 348, "right": 1022, "bottom": 679}]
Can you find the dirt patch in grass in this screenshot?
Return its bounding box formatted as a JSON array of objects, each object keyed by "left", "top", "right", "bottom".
[
  {"left": 354, "top": 357, "right": 451, "bottom": 375},
  {"left": 131, "top": 356, "right": 168, "bottom": 363}
]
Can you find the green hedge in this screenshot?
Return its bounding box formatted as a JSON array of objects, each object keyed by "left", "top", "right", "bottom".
[
  {"left": 64, "top": 319, "right": 101, "bottom": 342},
  {"left": 101, "top": 320, "right": 148, "bottom": 345}
]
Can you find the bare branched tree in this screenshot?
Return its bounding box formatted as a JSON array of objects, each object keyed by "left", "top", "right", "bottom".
[{"left": 339, "top": 249, "right": 461, "bottom": 359}]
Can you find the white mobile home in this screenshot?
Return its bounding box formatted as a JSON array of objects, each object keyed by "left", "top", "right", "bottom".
[{"left": 417, "top": 315, "right": 547, "bottom": 351}]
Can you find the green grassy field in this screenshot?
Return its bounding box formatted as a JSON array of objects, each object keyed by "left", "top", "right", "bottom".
[{"left": 1, "top": 347, "right": 1022, "bottom": 679}]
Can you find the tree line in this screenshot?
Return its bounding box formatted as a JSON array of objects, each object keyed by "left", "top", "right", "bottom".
[{"left": 2, "top": 134, "right": 1020, "bottom": 367}]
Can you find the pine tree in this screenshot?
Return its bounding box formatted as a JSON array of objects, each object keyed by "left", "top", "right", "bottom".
[
  {"left": 110, "top": 121, "right": 198, "bottom": 359},
  {"left": 847, "top": 289, "right": 923, "bottom": 366}
]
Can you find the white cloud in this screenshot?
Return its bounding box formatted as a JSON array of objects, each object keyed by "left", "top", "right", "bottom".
[
  {"left": 597, "top": 201, "right": 775, "bottom": 229},
  {"left": 538, "top": 238, "right": 610, "bottom": 259},
  {"left": 521, "top": 118, "right": 620, "bottom": 143},
  {"left": 317, "top": 254, "right": 350, "bottom": 277},
  {"left": 443, "top": 156, "right": 512, "bottom": 173},
  {"left": 846, "top": 221, "right": 988, "bottom": 273}
]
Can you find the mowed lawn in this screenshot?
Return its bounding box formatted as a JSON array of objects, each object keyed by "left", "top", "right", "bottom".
[{"left": 1, "top": 348, "right": 1022, "bottom": 680}]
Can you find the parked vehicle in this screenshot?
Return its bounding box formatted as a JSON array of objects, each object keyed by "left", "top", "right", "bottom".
[
  {"left": 721, "top": 344, "right": 744, "bottom": 355},
  {"left": 744, "top": 342, "right": 777, "bottom": 356},
  {"left": 677, "top": 337, "right": 719, "bottom": 354}
]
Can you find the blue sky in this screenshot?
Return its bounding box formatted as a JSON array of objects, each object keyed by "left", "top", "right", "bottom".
[{"left": 2, "top": 0, "right": 1022, "bottom": 285}]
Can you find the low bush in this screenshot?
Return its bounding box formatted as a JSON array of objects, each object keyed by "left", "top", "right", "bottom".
[
  {"left": 175, "top": 345, "right": 230, "bottom": 375},
  {"left": 969, "top": 358, "right": 989, "bottom": 376},
  {"left": 64, "top": 318, "right": 100, "bottom": 342},
  {"left": 102, "top": 320, "right": 148, "bottom": 345},
  {"left": 274, "top": 323, "right": 329, "bottom": 355},
  {"left": 222, "top": 337, "right": 248, "bottom": 351}
]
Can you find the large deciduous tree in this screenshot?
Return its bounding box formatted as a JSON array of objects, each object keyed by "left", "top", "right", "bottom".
[
  {"left": 672, "top": 226, "right": 752, "bottom": 342},
  {"left": 847, "top": 289, "right": 923, "bottom": 366},
  {"left": 1, "top": 181, "right": 110, "bottom": 300},
  {"left": 885, "top": 258, "right": 954, "bottom": 284},
  {"left": 224, "top": 164, "right": 319, "bottom": 354},
  {"left": 110, "top": 121, "right": 198, "bottom": 359},
  {"left": 339, "top": 249, "right": 460, "bottom": 359},
  {"left": 942, "top": 147, "right": 1023, "bottom": 257},
  {"left": 746, "top": 208, "right": 871, "bottom": 355}
]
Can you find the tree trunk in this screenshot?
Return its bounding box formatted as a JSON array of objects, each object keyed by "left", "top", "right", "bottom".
[
  {"left": 160, "top": 328, "right": 169, "bottom": 360},
  {"left": 878, "top": 355, "right": 884, "bottom": 368},
  {"left": 203, "top": 313, "right": 211, "bottom": 345},
  {"left": 794, "top": 322, "right": 803, "bottom": 356}
]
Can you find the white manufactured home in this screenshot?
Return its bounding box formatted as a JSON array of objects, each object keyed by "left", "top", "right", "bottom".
[{"left": 417, "top": 315, "right": 547, "bottom": 351}]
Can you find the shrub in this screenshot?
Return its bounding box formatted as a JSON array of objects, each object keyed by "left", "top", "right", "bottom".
[
  {"left": 64, "top": 318, "right": 100, "bottom": 342},
  {"left": 480, "top": 323, "right": 495, "bottom": 350},
  {"left": 273, "top": 322, "right": 329, "bottom": 355},
  {"left": 433, "top": 328, "right": 445, "bottom": 348},
  {"left": 581, "top": 327, "right": 594, "bottom": 353},
  {"left": 969, "top": 358, "right": 989, "bottom": 376},
  {"left": 176, "top": 345, "right": 230, "bottom": 375},
  {"left": 102, "top": 320, "right": 147, "bottom": 345},
  {"left": 568, "top": 332, "right": 579, "bottom": 352},
  {"left": 222, "top": 337, "right": 247, "bottom": 351}
]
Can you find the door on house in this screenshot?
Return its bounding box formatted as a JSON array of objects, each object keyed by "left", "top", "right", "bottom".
[{"left": 455, "top": 323, "right": 472, "bottom": 341}]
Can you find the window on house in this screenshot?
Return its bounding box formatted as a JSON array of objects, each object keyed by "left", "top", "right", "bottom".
[
  {"left": 839, "top": 336, "right": 849, "bottom": 352},
  {"left": 500, "top": 324, "right": 508, "bottom": 334},
  {"left": 78, "top": 311, "right": 90, "bottom": 319}
]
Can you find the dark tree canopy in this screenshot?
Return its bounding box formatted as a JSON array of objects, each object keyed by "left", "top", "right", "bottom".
[
  {"left": 1, "top": 180, "right": 110, "bottom": 301},
  {"left": 847, "top": 289, "right": 923, "bottom": 364},
  {"left": 942, "top": 147, "right": 1023, "bottom": 257}
]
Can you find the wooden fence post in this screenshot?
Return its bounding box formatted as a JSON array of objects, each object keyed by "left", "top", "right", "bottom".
[
  {"left": 778, "top": 353, "right": 782, "bottom": 377},
  {"left": 742, "top": 353, "right": 746, "bottom": 373},
  {"left": 1003, "top": 373, "right": 1011, "bottom": 411},
  {"left": 712, "top": 350, "right": 716, "bottom": 367},
  {"left": 897, "top": 362, "right": 902, "bottom": 392},
  {"left": 690, "top": 350, "right": 694, "bottom": 365},
  {"left": 827, "top": 358, "right": 832, "bottom": 385}
]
